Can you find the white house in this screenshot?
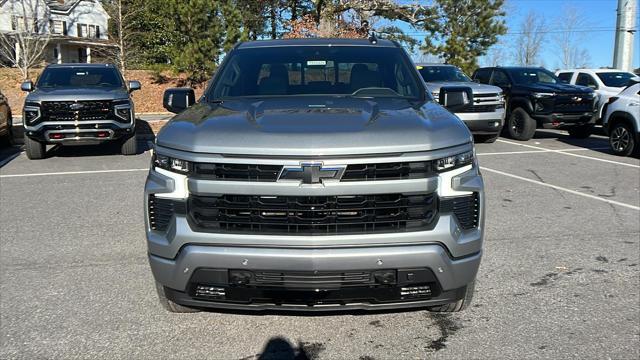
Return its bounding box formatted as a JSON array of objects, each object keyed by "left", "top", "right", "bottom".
[{"left": 0, "top": 0, "right": 111, "bottom": 64}]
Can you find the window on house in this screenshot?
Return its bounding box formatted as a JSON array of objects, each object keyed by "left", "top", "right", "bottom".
[
  {"left": 50, "top": 20, "right": 66, "bottom": 35},
  {"left": 88, "top": 25, "right": 99, "bottom": 38},
  {"left": 77, "top": 23, "right": 88, "bottom": 37},
  {"left": 12, "top": 16, "right": 36, "bottom": 32}
]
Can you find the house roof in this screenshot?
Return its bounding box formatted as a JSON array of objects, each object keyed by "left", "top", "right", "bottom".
[{"left": 46, "top": 0, "right": 82, "bottom": 13}]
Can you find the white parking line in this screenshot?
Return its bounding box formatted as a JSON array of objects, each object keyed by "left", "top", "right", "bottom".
[
  {"left": 0, "top": 168, "right": 148, "bottom": 178},
  {"left": 496, "top": 139, "right": 640, "bottom": 168},
  {"left": 477, "top": 147, "right": 610, "bottom": 156},
  {"left": 481, "top": 166, "right": 640, "bottom": 211}
]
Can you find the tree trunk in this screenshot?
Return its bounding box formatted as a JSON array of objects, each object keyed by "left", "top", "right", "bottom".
[{"left": 118, "top": 0, "right": 126, "bottom": 71}]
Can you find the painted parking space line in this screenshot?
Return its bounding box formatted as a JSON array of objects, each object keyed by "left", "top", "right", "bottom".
[
  {"left": 496, "top": 139, "right": 640, "bottom": 168},
  {"left": 477, "top": 147, "right": 610, "bottom": 156},
  {"left": 0, "top": 168, "right": 148, "bottom": 179},
  {"left": 481, "top": 166, "right": 640, "bottom": 211}
]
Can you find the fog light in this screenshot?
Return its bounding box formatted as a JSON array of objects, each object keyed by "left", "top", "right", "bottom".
[
  {"left": 400, "top": 285, "right": 432, "bottom": 298},
  {"left": 195, "top": 285, "right": 226, "bottom": 298},
  {"left": 490, "top": 121, "right": 500, "bottom": 127}
]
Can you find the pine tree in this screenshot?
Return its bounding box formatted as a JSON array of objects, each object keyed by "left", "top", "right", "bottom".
[
  {"left": 421, "top": 0, "right": 507, "bottom": 75},
  {"left": 167, "top": 0, "right": 224, "bottom": 84}
]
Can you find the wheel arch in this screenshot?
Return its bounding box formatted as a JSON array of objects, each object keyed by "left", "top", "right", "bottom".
[{"left": 608, "top": 111, "right": 639, "bottom": 137}]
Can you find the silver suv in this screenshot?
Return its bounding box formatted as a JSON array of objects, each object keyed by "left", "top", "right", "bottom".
[
  {"left": 145, "top": 38, "right": 484, "bottom": 313},
  {"left": 417, "top": 64, "right": 505, "bottom": 143}
]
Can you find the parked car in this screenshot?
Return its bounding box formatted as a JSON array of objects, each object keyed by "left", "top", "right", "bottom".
[
  {"left": 147, "top": 38, "right": 484, "bottom": 313},
  {"left": 417, "top": 64, "right": 505, "bottom": 143},
  {"left": 473, "top": 66, "right": 597, "bottom": 141},
  {"left": 0, "top": 89, "right": 13, "bottom": 145},
  {"left": 20, "top": 63, "right": 140, "bottom": 159},
  {"left": 556, "top": 68, "right": 639, "bottom": 123},
  {"left": 602, "top": 83, "right": 640, "bottom": 156}
]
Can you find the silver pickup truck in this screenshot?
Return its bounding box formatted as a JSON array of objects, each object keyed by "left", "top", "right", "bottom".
[
  {"left": 145, "top": 38, "right": 485, "bottom": 313},
  {"left": 417, "top": 64, "right": 505, "bottom": 143}
]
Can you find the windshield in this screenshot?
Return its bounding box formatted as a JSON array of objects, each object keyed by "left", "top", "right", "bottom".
[
  {"left": 417, "top": 66, "right": 471, "bottom": 82},
  {"left": 596, "top": 72, "right": 636, "bottom": 88},
  {"left": 508, "top": 68, "right": 558, "bottom": 85},
  {"left": 210, "top": 46, "right": 423, "bottom": 100},
  {"left": 37, "top": 67, "right": 123, "bottom": 88}
]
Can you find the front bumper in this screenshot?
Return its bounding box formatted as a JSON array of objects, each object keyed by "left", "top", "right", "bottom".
[
  {"left": 456, "top": 110, "right": 505, "bottom": 135},
  {"left": 153, "top": 244, "right": 480, "bottom": 311},
  {"left": 533, "top": 111, "right": 596, "bottom": 129},
  {"left": 23, "top": 119, "right": 134, "bottom": 143}
]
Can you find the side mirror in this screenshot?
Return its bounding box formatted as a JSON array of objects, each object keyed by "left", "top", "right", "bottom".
[
  {"left": 163, "top": 87, "right": 195, "bottom": 114},
  {"left": 439, "top": 86, "right": 473, "bottom": 112},
  {"left": 128, "top": 80, "right": 141, "bottom": 92},
  {"left": 21, "top": 80, "right": 33, "bottom": 92}
]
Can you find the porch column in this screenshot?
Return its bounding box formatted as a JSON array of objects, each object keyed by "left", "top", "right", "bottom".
[
  {"left": 86, "top": 46, "right": 91, "bottom": 63},
  {"left": 56, "top": 43, "right": 62, "bottom": 64}
]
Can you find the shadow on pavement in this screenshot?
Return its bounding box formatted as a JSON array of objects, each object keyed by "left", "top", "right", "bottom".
[
  {"left": 0, "top": 144, "right": 22, "bottom": 168},
  {"left": 255, "top": 337, "right": 323, "bottom": 360},
  {"left": 531, "top": 129, "right": 616, "bottom": 156}
]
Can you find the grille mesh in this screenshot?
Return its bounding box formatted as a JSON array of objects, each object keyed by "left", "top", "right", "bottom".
[
  {"left": 41, "top": 101, "right": 113, "bottom": 122},
  {"left": 188, "top": 193, "right": 438, "bottom": 235}
]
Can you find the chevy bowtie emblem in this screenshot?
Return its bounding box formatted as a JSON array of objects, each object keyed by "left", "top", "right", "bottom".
[
  {"left": 571, "top": 96, "right": 582, "bottom": 103},
  {"left": 278, "top": 162, "right": 346, "bottom": 184}
]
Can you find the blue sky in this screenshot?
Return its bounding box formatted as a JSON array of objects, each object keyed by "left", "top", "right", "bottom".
[{"left": 401, "top": 0, "right": 639, "bottom": 70}]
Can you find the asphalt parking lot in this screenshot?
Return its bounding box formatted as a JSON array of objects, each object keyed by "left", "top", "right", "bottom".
[{"left": 0, "top": 129, "right": 638, "bottom": 359}]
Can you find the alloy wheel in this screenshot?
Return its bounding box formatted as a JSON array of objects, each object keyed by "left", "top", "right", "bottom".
[{"left": 610, "top": 126, "right": 630, "bottom": 152}]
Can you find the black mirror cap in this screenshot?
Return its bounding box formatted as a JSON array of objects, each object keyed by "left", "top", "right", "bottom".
[
  {"left": 21, "top": 80, "right": 33, "bottom": 92},
  {"left": 128, "top": 80, "right": 141, "bottom": 92},
  {"left": 163, "top": 87, "right": 196, "bottom": 114},
  {"left": 439, "top": 86, "right": 473, "bottom": 112}
]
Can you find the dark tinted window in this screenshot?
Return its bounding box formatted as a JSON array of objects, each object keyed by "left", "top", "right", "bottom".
[
  {"left": 473, "top": 68, "right": 492, "bottom": 84},
  {"left": 508, "top": 68, "right": 558, "bottom": 85},
  {"left": 557, "top": 72, "right": 573, "bottom": 84},
  {"left": 211, "top": 46, "right": 422, "bottom": 99},
  {"left": 576, "top": 73, "right": 598, "bottom": 89},
  {"left": 596, "top": 72, "right": 636, "bottom": 87},
  {"left": 37, "top": 67, "right": 123, "bottom": 88},
  {"left": 491, "top": 70, "right": 510, "bottom": 87},
  {"left": 417, "top": 66, "right": 471, "bottom": 82}
]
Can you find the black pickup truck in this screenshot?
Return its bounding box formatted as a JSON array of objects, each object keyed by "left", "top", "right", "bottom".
[
  {"left": 473, "top": 66, "right": 597, "bottom": 141},
  {"left": 20, "top": 63, "right": 140, "bottom": 159}
]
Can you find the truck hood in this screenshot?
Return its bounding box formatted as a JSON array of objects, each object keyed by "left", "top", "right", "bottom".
[
  {"left": 425, "top": 81, "right": 502, "bottom": 95},
  {"left": 156, "top": 97, "right": 472, "bottom": 156},
  {"left": 26, "top": 87, "right": 130, "bottom": 102},
  {"left": 518, "top": 83, "right": 593, "bottom": 94}
]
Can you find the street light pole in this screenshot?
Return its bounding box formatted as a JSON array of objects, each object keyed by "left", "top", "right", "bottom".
[{"left": 613, "top": 0, "right": 637, "bottom": 71}]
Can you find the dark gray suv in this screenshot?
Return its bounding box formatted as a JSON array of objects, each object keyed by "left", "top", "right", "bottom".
[
  {"left": 146, "top": 38, "right": 484, "bottom": 313},
  {"left": 20, "top": 63, "right": 140, "bottom": 159}
]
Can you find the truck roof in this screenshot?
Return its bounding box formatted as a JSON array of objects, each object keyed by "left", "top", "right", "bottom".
[
  {"left": 45, "top": 63, "right": 118, "bottom": 68},
  {"left": 236, "top": 38, "right": 399, "bottom": 49}
]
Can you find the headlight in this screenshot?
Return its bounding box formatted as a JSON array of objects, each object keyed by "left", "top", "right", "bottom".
[
  {"left": 153, "top": 153, "right": 191, "bottom": 174},
  {"left": 435, "top": 150, "right": 474, "bottom": 172},
  {"left": 114, "top": 101, "right": 133, "bottom": 122},
  {"left": 532, "top": 92, "right": 556, "bottom": 98},
  {"left": 23, "top": 105, "right": 41, "bottom": 125}
]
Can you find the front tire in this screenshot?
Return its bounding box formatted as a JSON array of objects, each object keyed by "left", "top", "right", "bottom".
[
  {"left": 609, "top": 122, "right": 636, "bottom": 157},
  {"left": 506, "top": 108, "right": 536, "bottom": 141},
  {"left": 24, "top": 135, "right": 45, "bottom": 159},
  {"left": 568, "top": 124, "right": 592, "bottom": 139},
  {"left": 427, "top": 281, "right": 475, "bottom": 313},
  {"left": 155, "top": 281, "right": 200, "bottom": 313},
  {"left": 475, "top": 134, "right": 499, "bottom": 143},
  {"left": 120, "top": 133, "right": 138, "bottom": 155}
]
